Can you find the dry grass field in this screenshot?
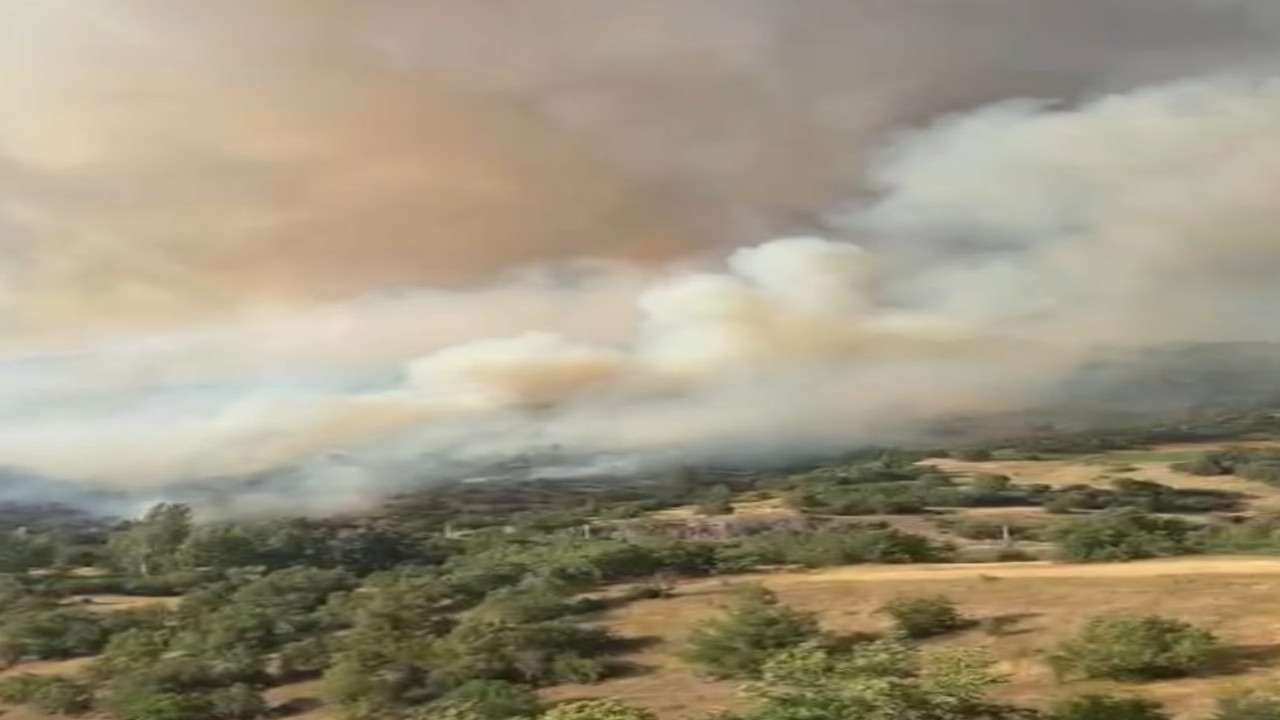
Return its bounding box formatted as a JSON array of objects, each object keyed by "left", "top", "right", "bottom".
[
  {"left": 928, "top": 443, "right": 1280, "bottom": 513},
  {"left": 544, "top": 557, "right": 1280, "bottom": 719}
]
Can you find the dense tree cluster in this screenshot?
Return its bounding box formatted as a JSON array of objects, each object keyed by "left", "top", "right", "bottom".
[
  {"left": 783, "top": 469, "right": 1241, "bottom": 517},
  {"left": 1174, "top": 447, "right": 1280, "bottom": 484}
]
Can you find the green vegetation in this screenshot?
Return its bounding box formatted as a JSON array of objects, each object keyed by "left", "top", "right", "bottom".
[
  {"left": 731, "top": 639, "right": 1019, "bottom": 720},
  {"left": 680, "top": 584, "right": 823, "bottom": 679},
  {"left": 1051, "top": 614, "right": 1223, "bottom": 681},
  {"left": 1174, "top": 447, "right": 1280, "bottom": 484},
  {"left": 1, "top": 408, "right": 1280, "bottom": 719},
  {"left": 782, "top": 463, "right": 1241, "bottom": 516},
  {"left": 1213, "top": 688, "right": 1280, "bottom": 720},
  {"left": 1047, "top": 694, "right": 1170, "bottom": 720},
  {"left": 1050, "top": 509, "right": 1206, "bottom": 562},
  {"left": 0, "top": 674, "right": 94, "bottom": 716},
  {"left": 878, "top": 594, "right": 969, "bottom": 639}
]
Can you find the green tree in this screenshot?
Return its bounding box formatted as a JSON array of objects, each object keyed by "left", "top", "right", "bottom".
[
  {"left": 0, "top": 533, "right": 58, "bottom": 573},
  {"left": 681, "top": 584, "right": 822, "bottom": 679},
  {"left": 99, "top": 653, "right": 268, "bottom": 720},
  {"left": 879, "top": 595, "right": 968, "bottom": 639},
  {"left": 0, "top": 608, "right": 111, "bottom": 663},
  {"left": 206, "top": 683, "right": 269, "bottom": 720},
  {"left": 1051, "top": 614, "right": 1222, "bottom": 681},
  {"left": 277, "top": 637, "right": 331, "bottom": 681},
  {"left": 469, "top": 579, "right": 581, "bottom": 624},
  {"left": 734, "top": 638, "right": 1026, "bottom": 720},
  {"left": 1048, "top": 694, "right": 1169, "bottom": 720},
  {"left": 177, "top": 524, "right": 261, "bottom": 572},
  {"left": 109, "top": 503, "right": 194, "bottom": 577},
  {"left": 1050, "top": 509, "right": 1203, "bottom": 562},
  {"left": 0, "top": 674, "right": 94, "bottom": 716},
  {"left": 435, "top": 680, "right": 541, "bottom": 719}
]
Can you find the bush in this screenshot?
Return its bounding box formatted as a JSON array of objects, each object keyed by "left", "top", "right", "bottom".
[
  {"left": 1173, "top": 453, "right": 1233, "bottom": 477},
  {"left": 277, "top": 637, "right": 330, "bottom": 681},
  {"left": 206, "top": 683, "right": 269, "bottom": 720},
  {"left": 0, "top": 674, "right": 94, "bottom": 716},
  {"left": 1051, "top": 510, "right": 1204, "bottom": 562},
  {"left": 994, "top": 548, "right": 1037, "bottom": 562},
  {"left": 971, "top": 474, "right": 1013, "bottom": 493},
  {"left": 540, "top": 700, "right": 656, "bottom": 720},
  {"left": 739, "top": 638, "right": 1022, "bottom": 720},
  {"left": 717, "top": 525, "right": 953, "bottom": 571},
  {"left": 1045, "top": 495, "right": 1080, "bottom": 515},
  {"left": 1052, "top": 614, "right": 1222, "bottom": 681},
  {"left": 954, "top": 448, "right": 994, "bottom": 462},
  {"left": 1049, "top": 694, "right": 1170, "bottom": 720},
  {"left": 680, "top": 584, "right": 823, "bottom": 679},
  {"left": 440, "top": 680, "right": 541, "bottom": 720},
  {"left": 1214, "top": 688, "right": 1280, "bottom": 720},
  {"left": 879, "top": 595, "right": 967, "bottom": 639},
  {"left": 0, "top": 609, "right": 111, "bottom": 663}
]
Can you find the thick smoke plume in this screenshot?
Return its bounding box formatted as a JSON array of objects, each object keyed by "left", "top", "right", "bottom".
[{"left": 4, "top": 0, "right": 1280, "bottom": 512}]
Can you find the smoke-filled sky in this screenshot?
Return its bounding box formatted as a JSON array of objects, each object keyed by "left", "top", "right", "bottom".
[{"left": 5, "top": 0, "right": 1280, "bottom": 510}]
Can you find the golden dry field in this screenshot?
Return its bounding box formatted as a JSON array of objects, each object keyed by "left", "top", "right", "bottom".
[{"left": 544, "top": 557, "right": 1280, "bottom": 719}]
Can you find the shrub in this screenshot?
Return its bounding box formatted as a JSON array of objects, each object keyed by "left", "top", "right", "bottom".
[
  {"left": 1051, "top": 614, "right": 1222, "bottom": 681},
  {"left": 994, "top": 548, "right": 1037, "bottom": 563},
  {"left": 1173, "top": 454, "right": 1232, "bottom": 477},
  {"left": 680, "top": 584, "right": 823, "bottom": 679},
  {"left": 277, "top": 637, "right": 330, "bottom": 681},
  {"left": 739, "top": 639, "right": 1023, "bottom": 720},
  {"left": 879, "top": 595, "right": 967, "bottom": 639},
  {"left": 540, "top": 700, "right": 656, "bottom": 720},
  {"left": 1051, "top": 510, "right": 1203, "bottom": 562},
  {"left": 0, "top": 674, "right": 94, "bottom": 716},
  {"left": 434, "top": 680, "right": 542, "bottom": 720},
  {"left": 954, "top": 448, "right": 994, "bottom": 462},
  {"left": 717, "top": 525, "right": 953, "bottom": 571},
  {"left": 1214, "top": 688, "right": 1280, "bottom": 720},
  {"left": 471, "top": 580, "right": 582, "bottom": 624},
  {"left": 971, "top": 474, "right": 1013, "bottom": 493},
  {"left": 206, "top": 683, "right": 268, "bottom": 720},
  {"left": 1049, "top": 694, "right": 1170, "bottom": 720},
  {"left": 1044, "top": 495, "right": 1080, "bottom": 515},
  {"left": 0, "top": 608, "right": 111, "bottom": 662}
]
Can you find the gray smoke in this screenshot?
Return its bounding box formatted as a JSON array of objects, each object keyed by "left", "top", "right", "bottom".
[{"left": 4, "top": 0, "right": 1280, "bottom": 513}]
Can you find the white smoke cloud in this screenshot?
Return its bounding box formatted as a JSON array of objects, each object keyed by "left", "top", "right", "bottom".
[
  {"left": 7, "top": 0, "right": 1280, "bottom": 509},
  {"left": 859, "top": 77, "right": 1280, "bottom": 342}
]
